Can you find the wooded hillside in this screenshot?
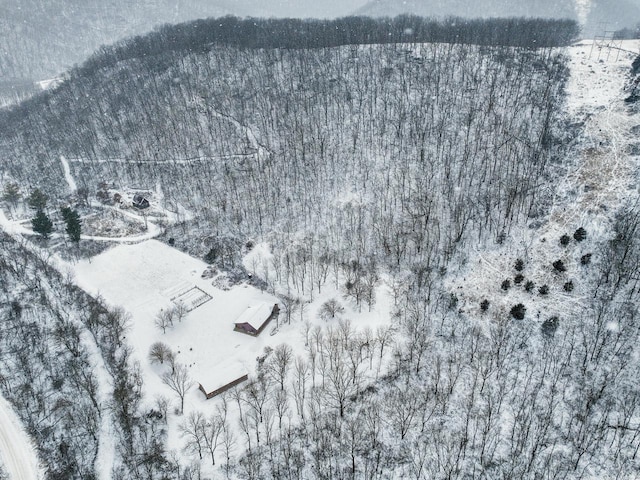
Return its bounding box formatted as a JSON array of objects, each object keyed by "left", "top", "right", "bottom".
[
  {"left": 3, "top": 17, "right": 640, "bottom": 479},
  {"left": 0, "top": 17, "right": 577, "bottom": 278}
]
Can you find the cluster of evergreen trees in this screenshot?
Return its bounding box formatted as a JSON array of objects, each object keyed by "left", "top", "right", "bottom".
[{"left": 24, "top": 188, "right": 81, "bottom": 244}]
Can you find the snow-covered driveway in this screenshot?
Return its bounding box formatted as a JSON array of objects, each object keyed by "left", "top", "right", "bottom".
[{"left": 0, "top": 395, "right": 43, "bottom": 480}]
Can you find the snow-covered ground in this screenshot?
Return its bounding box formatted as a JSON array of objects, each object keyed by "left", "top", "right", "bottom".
[
  {"left": 449, "top": 39, "right": 640, "bottom": 323},
  {"left": 72, "top": 238, "right": 394, "bottom": 471},
  {"left": 60, "top": 155, "right": 77, "bottom": 192},
  {"left": 73, "top": 240, "right": 279, "bottom": 401},
  {"left": 2, "top": 36, "right": 633, "bottom": 478},
  {"left": 0, "top": 394, "right": 44, "bottom": 480},
  {"left": 0, "top": 193, "right": 163, "bottom": 243},
  {"left": 78, "top": 329, "right": 116, "bottom": 480}
]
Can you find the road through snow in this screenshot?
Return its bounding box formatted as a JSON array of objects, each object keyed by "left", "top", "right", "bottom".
[
  {"left": 60, "top": 155, "right": 77, "bottom": 192},
  {"left": 0, "top": 395, "right": 43, "bottom": 480}
]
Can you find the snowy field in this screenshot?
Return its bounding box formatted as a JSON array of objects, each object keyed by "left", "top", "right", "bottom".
[
  {"left": 73, "top": 238, "right": 394, "bottom": 470},
  {"left": 74, "top": 240, "right": 280, "bottom": 408}
]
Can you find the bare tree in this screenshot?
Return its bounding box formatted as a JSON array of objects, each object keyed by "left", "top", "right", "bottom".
[
  {"left": 292, "top": 356, "right": 309, "bottom": 421},
  {"left": 323, "top": 331, "right": 359, "bottom": 418},
  {"left": 202, "top": 414, "right": 224, "bottom": 466},
  {"left": 154, "top": 395, "right": 169, "bottom": 423},
  {"left": 154, "top": 308, "right": 174, "bottom": 334},
  {"left": 279, "top": 295, "right": 300, "bottom": 325},
  {"left": 148, "top": 341, "right": 173, "bottom": 365},
  {"left": 221, "top": 422, "right": 236, "bottom": 479},
  {"left": 267, "top": 344, "right": 293, "bottom": 391},
  {"left": 318, "top": 298, "right": 345, "bottom": 321},
  {"left": 162, "top": 362, "right": 191, "bottom": 414},
  {"left": 384, "top": 384, "right": 423, "bottom": 440},
  {"left": 173, "top": 301, "right": 189, "bottom": 323},
  {"left": 180, "top": 411, "right": 205, "bottom": 460}
]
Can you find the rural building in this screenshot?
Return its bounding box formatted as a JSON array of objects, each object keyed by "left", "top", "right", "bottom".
[
  {"left": 198, "top": 365, "right": 249, "bottom": 400},
  {"left": 234, "top": 322, "right": 258, "bottom": 335},
  {"left": 233, "top": 303, "right": 279, "bottom": 336},
  {"left": 132, "top": 194, "right": 150, "bottom": 209}
]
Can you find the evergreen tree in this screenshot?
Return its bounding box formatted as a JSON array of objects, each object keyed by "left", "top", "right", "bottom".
[
  {"left": 1, "top": 183, "right": 21, "bottom": 208},
  {"left": 61, "top": 207, "right": 81, "bottom": 244},
  {"left": 60, "top": 206, "right": 72, "bottom": 223},
  {"left": 28, "top": 188, "right": 48, "bottom": 211},
  {"left": 31, "top": 210, "right": 53, "bottom": 239}
]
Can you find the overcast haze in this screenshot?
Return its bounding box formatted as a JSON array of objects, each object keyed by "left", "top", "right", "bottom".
[
  {"left": 1, "top": 0, "right": 640, "bottom": 94},
  {"left": 252, "top": 0, "right": 372, "bottom": 17}
]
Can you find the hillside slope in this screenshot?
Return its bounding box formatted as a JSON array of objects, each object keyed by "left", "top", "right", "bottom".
[
  {"left": 2, "top": 19, "right": 640, "bottom": 479},
  {"left": 0, "top": 0, "right": 285, "bottom": 105},
  {"left": 449, "top": 39, "right": 640, "bottom": 349},
  {"left": 0, "top": 17, "right": 575, "bottom": 274},
  {"left": 0, "top": 0, "right": 370, "bottom": 94}
]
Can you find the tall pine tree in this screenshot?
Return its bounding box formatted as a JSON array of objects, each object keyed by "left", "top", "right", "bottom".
[
  {"left": 27, "top": 189, "right": 48, "bottom": 211},
  {"left": 31, "top": 210, "right": 53, "bottom": 239},
  {"left": 61, "top": 207, "right": 81, "bottom": 244}
]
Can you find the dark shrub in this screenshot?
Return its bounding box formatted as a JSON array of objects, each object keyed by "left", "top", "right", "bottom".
[
  {"left": 501, "top": 279, "right": 511, "bottom": 291},
  {"left": 541, "top": 316, "right": 559, "bottom": 336},
  {"left": 510, "top": 303, "right": 526, "bottom": 320},
  {"left": 560, "top": 234, "right": 571, "bottom": 246},
  {"left": 514, "top": 258, "right": 525, "bottom": 271},
  {"left": 573, "top": 227, "right": 587, "bottom": 242},
  {"left": 563, "top": 280, "right": 574, "bottom": 292},
  {"left": 514, "top": 273, "right": 524, "bottom": 285},
  {"left": 480, "top": 299, "right": 490, "bottom": 312},
  {"left": 539, "top": 284, "right": 549, "bottom": 295},
  {"left": 525, "top": 280, "right": 535, "bottom": 292},
  {"left": 581, "top": 253, "right": 592, "bottom": 265},
  {"left": 10, "top": 300, "right": 22, "bottom": 318},
  {"left": 449, "top": 294, "right": 458, "bottom": 309},
  {"left": 204, "top": 248, "right": 217, "bottom": 264},
  {"left": 553, "top": 260, "right": 566, "bottom": 272}
]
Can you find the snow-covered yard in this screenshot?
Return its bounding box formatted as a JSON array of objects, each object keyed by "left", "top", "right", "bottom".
[
  {"left": 72, "top": 238, "right": 396, "bottom": 471},
  {"left": 73, "top": 240, "right": 279, "bottom": 405}
]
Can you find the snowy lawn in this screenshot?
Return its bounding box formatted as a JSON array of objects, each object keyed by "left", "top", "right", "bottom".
[
  {"left": 74, "top": 238, "right": 396, "bottom": 471},
  {"left": 74, "top": 240, "right": 280, "bottom": 404}
]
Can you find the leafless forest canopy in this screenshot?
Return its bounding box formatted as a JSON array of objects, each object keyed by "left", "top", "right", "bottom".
[{"left": 2, "top": 16, "right": 640, "bottom": 480}]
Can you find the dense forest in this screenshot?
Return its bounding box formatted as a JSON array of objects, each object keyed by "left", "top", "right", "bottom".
[
  {"left": 2, "top": 14, "right": 640, "bottom": 480},
  {"left": 1, "top": 17, "right": 577, "bottom": 272}
]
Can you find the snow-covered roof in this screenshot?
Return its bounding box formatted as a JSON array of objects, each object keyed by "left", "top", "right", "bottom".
[
  {"left": 234, "top": 302, "right": 275, "bottom": 331},
  {"left": 197, "top": 361, "right": 248, "bottom": 394}
]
